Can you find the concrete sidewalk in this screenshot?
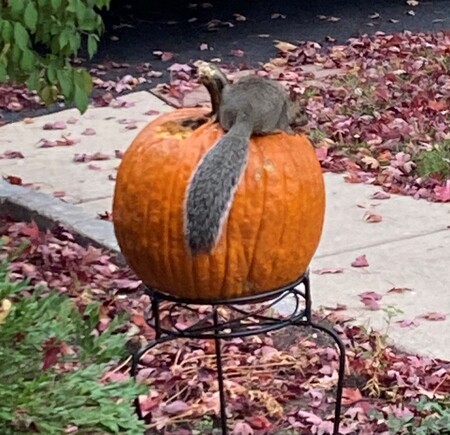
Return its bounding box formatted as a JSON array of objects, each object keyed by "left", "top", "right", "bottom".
[{"left": 0, "top": 91, "right": 449, "bottom": 360}]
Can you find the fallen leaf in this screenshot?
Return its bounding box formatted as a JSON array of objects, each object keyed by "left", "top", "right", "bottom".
[
  {"left": 371, "top": 191, "right": 391, "bottom": 200},
  {"left": 81, "top": 128, "right": 96, "bottom": 136},
  {"left": 0, "top": 298, "right": 13, "bottom": 324},
  {"left": 0, "top": 150, "right": 24, "bottom": 159},
  {"left": 420, "top": 312, "right": 446, "bottom": 321},
  {"left": 271, "top": 13, "right": 286, "bottom": 19},
  {"left": 53, "top": 191, "right": 66, "bottom": 198},
  {"left": 42, "top": 337, "right": 62, "bottom": 370},
  {"left": 247, "top": 415, "right": 271, "bottom": 429},
  {"left": 3, "top": 175, "right": 23, "bottom": 185},
  {"left": 359, "top": 291, "right": 383, "bottom": 310},
  {"left": 73, "top": 152, "right": 110, "bottom": 163},
  {"left": 154, "top": 51, "right": 174, "bottom": 62},
  {"left": 98, "top": 211, "right": 113, "bottom": 221},
  {"left": 234, "top": 14, "right": 246, "bottom": 22},
  {"left": 397, "top": 319, "right": 421, "bottom": 328},
  {"left": 327, "top": 16, "right": 341, "bottom": 22},
  {"left": 43, "top": 121, "right": 66, "bottom": 130},
  {"left": 162, "top": 400, "right": 190, "bottom": 415},
  {"left": 351, "top": 255, "right": 369, "bottom": 268},
  {"left": 342, "top": 387, "right": 363, "bottom": 405},
  {"left": 387, "top": 287, "right": 412, "bottom": 294},
  {"left": 363, "top": 211, "right": 383, "bottom": 223},
  {"left": 275, "top": 41, "right": 298, "bottom": 52},
  {"left": 312, "top": 268, "right": 344, "bottom": 275},
  {"left": 114, "top": 150, "right": 124, "bottom": 159},
  {"left": 233, "top": 421, "right": 254, "bottom": 435},
  {"left": 434, "top": 181, "right": 450, "bottom": 202},
  {"left": 144, "top": 109, "right": 160, "bottom": 116},
  {"left": 113, "top": 278, "right": 142, "bottom": 290}
]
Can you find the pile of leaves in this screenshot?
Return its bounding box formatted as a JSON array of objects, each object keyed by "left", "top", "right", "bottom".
[
  {"left": 263, "top": 31, "right": 450, "bottom": 202},
  {"left": 151, "top": 31, "right": 450, "bottom": 203},
  {"left": 1, "top": 214, "right": 449, "bottom": 434}
]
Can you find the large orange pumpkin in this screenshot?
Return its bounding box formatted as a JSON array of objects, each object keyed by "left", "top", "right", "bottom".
[{"left": 113, "top": 107, "right": 325, "bottom": 301}]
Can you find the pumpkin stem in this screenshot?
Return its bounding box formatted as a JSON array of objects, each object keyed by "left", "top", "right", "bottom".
[{"left": 197, "top": 62, "right": 230, "bottom": 119}]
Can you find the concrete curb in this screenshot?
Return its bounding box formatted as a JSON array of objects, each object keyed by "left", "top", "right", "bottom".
[{"left": 0, "top": 180, "right": 124, "bottom": 262}]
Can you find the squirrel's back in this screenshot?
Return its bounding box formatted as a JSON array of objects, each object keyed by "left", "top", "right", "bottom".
[{"left": 219, "top": 76, "right": 289, "bottom": 134}]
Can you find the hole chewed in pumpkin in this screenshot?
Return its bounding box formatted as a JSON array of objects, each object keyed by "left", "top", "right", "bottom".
[{"left": 155, "top": 116, "right": 208, "bottom": 140}]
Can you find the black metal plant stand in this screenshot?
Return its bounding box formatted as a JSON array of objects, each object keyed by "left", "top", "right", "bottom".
[{"left": 131, "top": 272, "right": 346, "bottom": 435}]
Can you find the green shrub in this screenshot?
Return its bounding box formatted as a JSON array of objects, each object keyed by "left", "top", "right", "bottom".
[
  {"left": 416, "top": 141, "right": 450, "bottom": 180},
  {"left": 0, "top": 261, "right": 147, "bottom": 434},
  {"left": 0, "top": 0, "right": 112, "bottom": 113},
  {"left": 385, "top": 396, "right": 450, "bottom": 435}
]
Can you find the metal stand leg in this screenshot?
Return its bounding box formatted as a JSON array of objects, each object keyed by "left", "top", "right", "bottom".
[
  {"left": 213, "top": 309, "right": 228, "bottom": 434},
  {"left": 308, "top": 321, "right": 345, "bottom": 435}
]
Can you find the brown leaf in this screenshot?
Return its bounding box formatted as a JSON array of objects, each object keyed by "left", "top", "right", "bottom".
[
  {"left": 162, "top": 400, "right": 190, "bottom": 415},
  {"left": 233, "top": 422, "right": 254, "bottom": 435},
  {"left": 397, "top": 319, "right": 421, "bottom": 328},
  {"left": 312, "top": 267, "right": 344, "bottom": 275},
  {"left": 113, "top": 278, "right": 142, "bottom": 290},
  {"left": 3, "top": 175, "right": 23, "bottom": 185},
  {"left": 247, "top": 415, "right": 271, "bottom": 429},
  {"left": 73, "top": 152, "right": 110, "bottom": 163},
  {"left": 351, "top": 254, "right": 369, "bottom": 268},
  {"left": 43, "top": 121, "right": 66, "bottom": 130},
  {"left": 0, "top": 150, "right": 24, "bottom": 159},
  {"left": 359, "top": 291, "right": 383, "bottom": 310},
  {"left": 428, "top": 100, "right": 447, "bottom": 112},
  {"left": 371, "top": 191, "right": 391, "bottom": 200},
  {"left": 420, "top": 312, "right": 446, "bottom": 321},
  {"left": 387, "top": 287, "right": 412, "bottom": 294},
  {"left": 342, "top": 387, "right": 363, "bottom": 405},
  {"left": 42, "top": 337, "right": 62, "bottom": 370},
  {"left": 98, "top": 211, "right": 113, "bottom": 221},
  {"left": 144, "top": 109, "right": 161, "bottom": 116},
  {"left": 274, "top": 41, "right": 298, "bottom": 52},
  {"left": 363, "top": 211, "right": 383, "bottom": 223}
]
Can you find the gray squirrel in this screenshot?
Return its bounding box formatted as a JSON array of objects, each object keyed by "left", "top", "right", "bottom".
[{"left": 184, "top": 64, "right": 296, "bottom": 255}]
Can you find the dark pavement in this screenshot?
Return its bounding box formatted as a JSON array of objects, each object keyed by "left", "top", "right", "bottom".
[
  {"left": 1, "top": 0, "right": 450, "bottom": 122},
  {"left": 99, "top": 0, "right": 450, "bottom": 68}
]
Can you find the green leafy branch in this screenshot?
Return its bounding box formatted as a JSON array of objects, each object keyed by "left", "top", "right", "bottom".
[{"left": 0, "top": 0, "right": 111, "bottom": 112}]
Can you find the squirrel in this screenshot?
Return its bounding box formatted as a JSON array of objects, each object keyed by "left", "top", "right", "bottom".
[{"left": 184, "top": 64, "right": 297, "bottom": 255}]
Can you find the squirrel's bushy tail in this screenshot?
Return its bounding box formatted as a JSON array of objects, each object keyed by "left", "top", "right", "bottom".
[{"left": 184, "top": 123, "right": 251, "bottom": 255}]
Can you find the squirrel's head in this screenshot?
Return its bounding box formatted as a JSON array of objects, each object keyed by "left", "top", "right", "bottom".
[{"left": 196, "top": 61, "right": 216, "bottom": 79}]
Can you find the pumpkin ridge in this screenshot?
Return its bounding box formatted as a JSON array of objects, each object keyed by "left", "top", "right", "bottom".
[
  {"left": 271, "top": 139, "right": 289, "bottom": 276},
  {"left": 245, "top": 139, "right": 267, "bottom": 291}
]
